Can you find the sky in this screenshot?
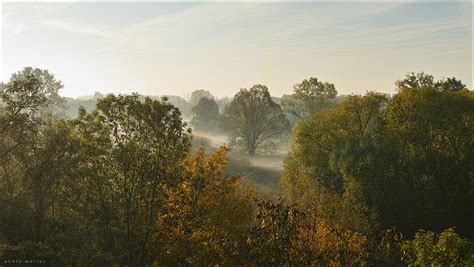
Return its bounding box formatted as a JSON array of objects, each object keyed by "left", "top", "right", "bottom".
[{"left": 1, "top": 1, "right": 472, "bottom": 98}]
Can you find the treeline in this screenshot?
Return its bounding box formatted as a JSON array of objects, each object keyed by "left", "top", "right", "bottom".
[
  {"left": 60, "top": 89, "right": 231, "bottom": 121},
  {"left": 0, "top": 68, "right": 473, "bottom": 265},
  {"left": 282, "top": 73, "right": 473, "bottom": 237}
]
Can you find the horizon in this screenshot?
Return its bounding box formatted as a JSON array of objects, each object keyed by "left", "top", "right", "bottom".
[{"left": 2, "top": 2, "right": 472, "bottom": 98}]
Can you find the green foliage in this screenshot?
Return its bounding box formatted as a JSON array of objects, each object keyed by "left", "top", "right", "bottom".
[
  {"left": 396, "top": 72, "right": 467, "bottom": 92},
  {"left": 1, "top": 68, "right": 472, "bottom": 266},
  {"left": 190, "top": 97, "right": 221, "bottom": 132},
  {"left": 8, "top": 67, "right": 65, "bottom": 115},
  {"left": 74, "top": 93, "right": 192, "bottom": 265},
  {"left": 62, "top": 92, "right": 106, "bottom": 119},
  {"left": 281, "top": 76, "right": 338, "bottom": 120},
  {"left": 284, "top": 92, "right": 388, "bottom": 194},
  {"left": 403, "top": 228, "right": 474, "bottom": 266},
  {"left": 282, "top": 88, "right": 473, "bottom": 238},
  {"left": 189, "top": 89, "right": 214, "bottom": 106},
  {"left": 385, "top": 88, "right": 474, "bottom": 237}
]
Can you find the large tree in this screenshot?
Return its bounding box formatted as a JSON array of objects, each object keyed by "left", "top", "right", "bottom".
[
  {"left": 189, "top": 89, "right": 214, "bottom": 106},
  {"left": 396, "top": 72, "right": 467, "bottom": 92},
  {"left": 385, "top": 87, "right": 473, "bottom": 237},
  {"left": 74, "top": 94, "right": 191, "bottom": 265},
  {"left": 282, "top": 87, "right": 474, "bottom": 238},
  {"left": 0, "top": 71, "right": 88, "bottom": 263},
  {"left": 190, "top": 97, "right": 220, "bottom": 132},
  {"left": 222, "top": 85, "right": 290, "bottom": 155},
  {"left": 9, "top": 67, "right": 64, "bottom": 109},
  {"left": 281, "top": 76, "right": 338, "bottom": 120}
]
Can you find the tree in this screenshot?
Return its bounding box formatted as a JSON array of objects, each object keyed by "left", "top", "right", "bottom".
[
  {"left": 1, "top": 75, "right": 45, "bottom": 160},
  {"left": 281, "top": 77, "right": 338, "bottom": 119},
  {"left": 396, "top": 72, "right": 467, "bottom": 92},
  {"left": 190, "top": 97, "right": 220, "bottom": 132},
  {"left": 162, "top": 95, "right": 193, "bottom": 119},
  {"left": 385, "top": 88, "right": 474, "bottom": 238},
  {"left": 222, "top": 85, "right": 290, "bottom": 155},
  {"left": 0, "top": 75, "right": 48, "bottom": 247},
  {"left": 189, "top": 89, "right": 213, "bottom": 106},
  {"left": 283, "top": 92, "right": 388, "bottom": 195},
  {"left": 0, "top": 74, "right": 51, "bottom": 208},
  {"left": 246, "top": 199, "right": 368, "bottom": 266},
  {"left": 402, "top": 228, "right": 474, "bottom": 266},
  {"left": 9, "top": 67, "right": 64, "bottom": 109},
  {"left": 0, "top": 71, "right": 93, "bottom": 264},
  {"left": 395, "top": 72, "right": 435, "bottom": 90},
  {"left": 436, "top": 77, "right": 467, "bottom": 92},
  {"left": 281, "top": 92, "right": 387, "bottom": 236},
  {"left": 74, "top": 94, "right": 191, "bottom": 265},
  {"left": 155, "top": 146, "right": 253, "bottom": 265},
  {"left": 282, "top": 88, "right": 474, "bottom": 239}
]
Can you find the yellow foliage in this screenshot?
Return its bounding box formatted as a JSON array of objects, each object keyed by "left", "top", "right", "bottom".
[{"left": 154, "top": 146, "right": 254, "bottom": 265}]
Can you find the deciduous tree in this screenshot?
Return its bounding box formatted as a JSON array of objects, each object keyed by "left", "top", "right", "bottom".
[
  {"left": 190, "top": 97, "right": 220, "bottom": 132},
  {"left": 281, "top": 77, "right": 337, "bottom": 119},
  {"left": 222, "top": 85, "right": 290, "bottom": 155}
]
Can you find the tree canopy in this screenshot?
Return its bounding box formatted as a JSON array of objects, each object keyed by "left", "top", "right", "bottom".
[
  {"left": 189, "top": 89, "right": 214, "bottom": 106},
  {"left": 222, "top": 85, "right": 290, "bottom": 155},
  {"left": 1, "top": 68, "right": 472, "bottom": 265},
  {"left": 396, "top": 72, "right": 467, "bottom": 92},
  {"left": 282, "top": 87, "right": 474, "bottom": 239},
  {"left": 190, "top": 97, "right": 220, "bottom": 132},
  {"left": 281, "top": 76, "right": 338, "bottom": 120}
]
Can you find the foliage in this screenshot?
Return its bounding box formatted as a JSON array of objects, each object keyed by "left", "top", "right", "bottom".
[
  {"left": 396, "top": 72, "right": 467, "bottom": 92},
  {"left": 247, "top": 199, "right": 368, "bottom": 266},
  {"left": 385, "top": 87, "right": 473, "bottom": 237},
  {"left": 155, "top": 146, "right": 254, "bottom": 265},
  {"left": 372, "top": 229, "right": 406, "bottom": 266},
  {"left": 281, "top": 76, "right": 338, "bottom": 120},
  {"left": 189, "top": 89, "right": 214, "bottom": 106},
  {"left": 283, "top": 92, "right": 388, "bottom": 194},
  {"left": 403, "top": 228, "right": 474, "bottom": 266},
  {"left": 282, "top": 87, "right": 473, "bottom": 238},
  {"left": 222, "top": 85, "right": 290, "bottom": 155},
  {"left": 1, "top": 68, "right": 472, "bottom": 266},
  {"left": 190, "top": 97, "right": 221, "bottom": 133},
  {"left": 163, "top": 95, "right": 194, "bottom": 119},
  {"left": 74, "top": 93, "right": 191, "bottom": 265},
  {"left": 8, "top": 67, "right": 65, "bottom": 114}
]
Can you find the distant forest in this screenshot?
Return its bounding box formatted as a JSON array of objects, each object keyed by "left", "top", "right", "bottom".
[{"left": 1, "top": 67, "right": 473, "bottom": 265}]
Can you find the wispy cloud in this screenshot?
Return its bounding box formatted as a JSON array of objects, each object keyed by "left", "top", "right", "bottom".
[
  {"left": 39, "top": 19, "right": 110, "bottom": 38},
  {"left": 3, "top": 3, "right": 110, "bottom": 38},
  {"left": 2, "top": 2, "right": 471, "bottom": 97}
]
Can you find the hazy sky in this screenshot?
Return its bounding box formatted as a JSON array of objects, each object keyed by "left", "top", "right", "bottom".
[{"left": 2, "top": 1, "right": 472, "bottom": 98}]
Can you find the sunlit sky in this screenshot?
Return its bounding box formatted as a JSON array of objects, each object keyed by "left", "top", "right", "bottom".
[{"left": 1, "top": 1, "right": 472, "bottom": 98}]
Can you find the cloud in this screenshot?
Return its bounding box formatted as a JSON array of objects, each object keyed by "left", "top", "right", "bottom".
[
  {"left": 98, "top": 2, "right": 413, "bottom": 53},
  {"left": 2, "top": 2, "right": 471, "bottom": 96},
  {"left": 39, "top": 19, "right": 110, "bottom": 38},
  {"left": 3, "top": 3, "right": 109, "bottom": 38}
]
